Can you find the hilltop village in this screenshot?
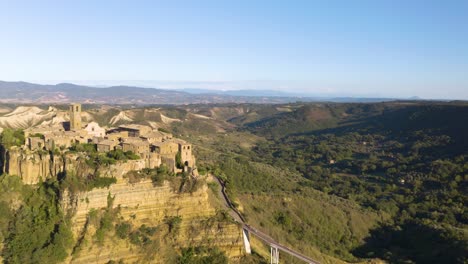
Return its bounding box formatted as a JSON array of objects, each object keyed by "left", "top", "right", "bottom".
[
  {"left": 0, "top": 104, "right": 247, "bottom": 263},
  {"left": 23, "top": 103, "right": 195, "bottom": 174}
]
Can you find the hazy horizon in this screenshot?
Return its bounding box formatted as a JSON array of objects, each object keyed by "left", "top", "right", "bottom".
[
  {"left": 1, "top": 1, "right": 467, "bottom": 99},
  {"left": 0, "top": 79, "right": 457, "bottom": 100}
]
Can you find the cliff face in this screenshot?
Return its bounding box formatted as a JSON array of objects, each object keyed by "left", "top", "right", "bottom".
[
  {"left": 3, "top": 148, "right": 245, "bottom": 262},
  {"left": 6, "top": 147, "right": 65, "bottom": 184},
  {"left": 5, "top": 148, "right": 148, "bottom": 184},
  {"left": 62, "top": 180, "right": 244, "bottom": 263}
]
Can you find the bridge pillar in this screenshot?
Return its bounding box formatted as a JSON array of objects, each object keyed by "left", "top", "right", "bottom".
[
  {"left": 270, "top": 245, "right": 279, "bottom": 264},
  {"left": 242, "top": 228, "right": 252, "bottom": 254}
]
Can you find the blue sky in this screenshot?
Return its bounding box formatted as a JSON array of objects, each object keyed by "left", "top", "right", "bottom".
[{"left": 0, "top": 0, "right": 467, "bottom": 99}]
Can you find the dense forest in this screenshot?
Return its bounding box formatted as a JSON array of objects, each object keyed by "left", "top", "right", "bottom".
[{"left": 190, "top": 102, "right": 468, "bottom": 263}]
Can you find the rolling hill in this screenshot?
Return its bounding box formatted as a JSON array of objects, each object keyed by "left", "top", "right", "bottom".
[{"left": 0, "top": 81, "right": 407, "bottom": 105}]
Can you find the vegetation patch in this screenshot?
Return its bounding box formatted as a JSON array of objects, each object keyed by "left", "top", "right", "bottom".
[
  {"left": 165, "top": 216, "right": 182, "bottom": 235},
  {"left": 60, "top": 171, "right": 116, "bottom": 193},
  {"left": 177, "top": 246, "right": 228, "bottom": 264},
  {"left": 0, "top": 177, "right": 74, "bottom": 263}
]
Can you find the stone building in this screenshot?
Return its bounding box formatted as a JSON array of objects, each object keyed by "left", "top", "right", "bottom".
[
  {"left": 153, "top": 141, "right": 179, "bottom": 156},
  {"left": 180, "top": 143, "right": 193, "bottom": 167},
  {"left": 140, "top": 131, "right": 172, "bottom": 144},
  {"left": 105, "top": 131, "right": 129, "bottom": 141},
  {"left": 122, "top": 141, "right": 150, "bottom": 158},
  {"left": 170, "top": 139, "right": 194, "bottom": 167},
  {"left": 115, "top": 124, "right": 152, "bottom": 137},
  {"left": 69, "top": 103, "right": 82, "bottom": 131},
  {"left": 84, "top": 122, "right": 105, "bottom": 138},
  {"left": 44, "top": 131, "right": 84, "bottom": 150},
  {"left": 97, "top": 140, "right": 118, "bottom": 152},
  {"left": 147, "top": 152, "right": 162, "bottom": 168}
]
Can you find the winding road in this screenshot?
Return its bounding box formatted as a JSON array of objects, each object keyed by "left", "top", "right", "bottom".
[{"left": 213, "top": 176, "right": 320, "bottom": 264}]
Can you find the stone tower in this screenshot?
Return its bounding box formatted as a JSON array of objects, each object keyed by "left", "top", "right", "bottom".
[
  {"left": 179, "top": 143, "right": 193, "bottom": 167},
  {"left": 69, "top": 103, "right": 82, "bottom": 131}
]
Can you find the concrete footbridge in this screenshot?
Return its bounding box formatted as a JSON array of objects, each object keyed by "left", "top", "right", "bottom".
[{"left": 213, "top": 176, "right": 320, "bottom": 264}]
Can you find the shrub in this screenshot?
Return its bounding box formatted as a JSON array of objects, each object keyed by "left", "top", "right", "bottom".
[
  {"left": 176, "top": 151, "right": 183, "bottom": 169},
  {"left": 139, "top": 224, "right": 157, "bottom": 236},
  {"left": 69, "top": 143, "right": 97, "bottom": 153},
  {"left": 124, "top": 150, "right": 140, "bottom": 160},
  {"left": 29, "top": 133, "right": 45, "bottom": 139},
  {"left": 158, "top": 127, "right": 170, "bottom": 133},
  {"left": 177, "top": 247, "right": 228, "bottom": 264},
  {"left": 61, "top": 173, "right": 116, "bottom": 192},
  {"left": 165, "top": 216, "right": 182, "bottom": 234},
  {"left": 0, "top": 128, "right": 25, "bottom": 148},
  {"left": 115, "top": 222, "right": 131, "bottom": 239}
]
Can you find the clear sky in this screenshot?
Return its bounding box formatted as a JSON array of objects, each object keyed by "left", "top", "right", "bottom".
[{"left": 0, "top": 0, "right": 467, "bottom": 99}]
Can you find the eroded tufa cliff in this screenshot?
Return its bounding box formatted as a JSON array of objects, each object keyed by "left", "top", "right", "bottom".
[
  {"left": 6, "top": 147, "right": 65, "bottom": 184},
  {"left": 61, "top": 179, "right": 244, "bottom": 263},
  {"left": 2, "top": 147, "right": 245, "bottom": 263},
  {"left": 5, "top": 147, "right": 149, "bottom": 184}
]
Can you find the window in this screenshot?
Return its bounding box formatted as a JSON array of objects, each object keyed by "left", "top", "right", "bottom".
[{"left": 76, "top": 106, "right": 79, "bottom": 111}]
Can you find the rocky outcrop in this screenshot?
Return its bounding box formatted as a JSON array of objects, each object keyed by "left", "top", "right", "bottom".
[
  {"left": 4, "top": 148, "right": 149, "bottom": 184},
  {"left": 3, "top": 148, "right": 245, "bottom": 262},
  {"left": 100, "top": 159, "right": 147, "bottom": 180},
  {"left": 62, "top": 179, "right": 244, "bottom": 263},
  {"left": 6, "top": 147, "right": 65, "bottom": 184}
]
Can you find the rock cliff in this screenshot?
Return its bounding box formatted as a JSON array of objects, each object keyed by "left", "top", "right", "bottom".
[
  {"left": 6, "top": 147, "right": 65, "bottom": 184},
  {"left": 62, "top": 180, "right": 244, "bottom": 263},
  {"left": 5, "top": 148, "right": 149, "bottom": 184},
  {"left": 2, "top": 148, "right": 244, "bottom": 263}
]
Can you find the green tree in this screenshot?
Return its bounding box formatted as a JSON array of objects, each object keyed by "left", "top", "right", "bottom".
[
  {"left": 0, "top": 128, "right": 25, "bottom": 172},
  {"left": 176, "top": 151, "right": 183, "bottom": 169},
  {"left": 3, "top": 180, "right": 73, "bottom": 263}
]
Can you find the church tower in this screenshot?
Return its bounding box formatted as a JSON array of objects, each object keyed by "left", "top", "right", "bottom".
[{"left": 69, "top": 103, "right": 82, "bottom": 131}]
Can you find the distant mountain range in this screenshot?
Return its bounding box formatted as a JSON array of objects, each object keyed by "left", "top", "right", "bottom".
[
  {"left": 175, "top": 88, "right": 304, "bottom": 97},
  {"left": 0, "top": 80, "right": 413, "bottom": 105}
]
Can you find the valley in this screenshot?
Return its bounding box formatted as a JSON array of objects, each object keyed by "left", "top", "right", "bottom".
[{"left": 0, "top": 101, "right": 466, "bottom": 263}]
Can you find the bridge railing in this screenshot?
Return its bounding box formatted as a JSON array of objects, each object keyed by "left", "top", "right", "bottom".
[{"left": 216, "top": 177, "right": 246, "bottom": 223}]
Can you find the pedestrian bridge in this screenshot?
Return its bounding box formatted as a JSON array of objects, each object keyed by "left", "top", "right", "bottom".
[
  {"left": 243, "top": 224, "right": 320, "bottom": 264},
  {"left": 214, "top": 176, "right": 320, "bottom": 264}
]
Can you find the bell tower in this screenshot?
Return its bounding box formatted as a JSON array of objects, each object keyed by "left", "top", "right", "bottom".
[{"left": 69, "top": 103, "right": 82, "bottom": 131}]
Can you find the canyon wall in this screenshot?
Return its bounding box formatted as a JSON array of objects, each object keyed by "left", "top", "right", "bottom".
[{"left": 62, "top": 180, "right": 244, "bottom": 263}]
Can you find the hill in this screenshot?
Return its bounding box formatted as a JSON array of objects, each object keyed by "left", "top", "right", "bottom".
[
  {"left": 0, "top": 80, "right": 414, "bottom": 105},
  {"left": 0, "top": 81, "right": 306, "bottom": 105},
  {"left": 235, "top": 102, "right": 468, "bottom": 263}
]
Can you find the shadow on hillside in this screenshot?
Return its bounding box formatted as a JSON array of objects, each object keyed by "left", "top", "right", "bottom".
[
  {"left": 303, "top": 105, "right": 467, "bottom": 135},
  {"left": 352, "top": 221, "right": 467, "bottom": 264},
  {"left": 295, "top": 105, "right": 468, "bottom": 155}
]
